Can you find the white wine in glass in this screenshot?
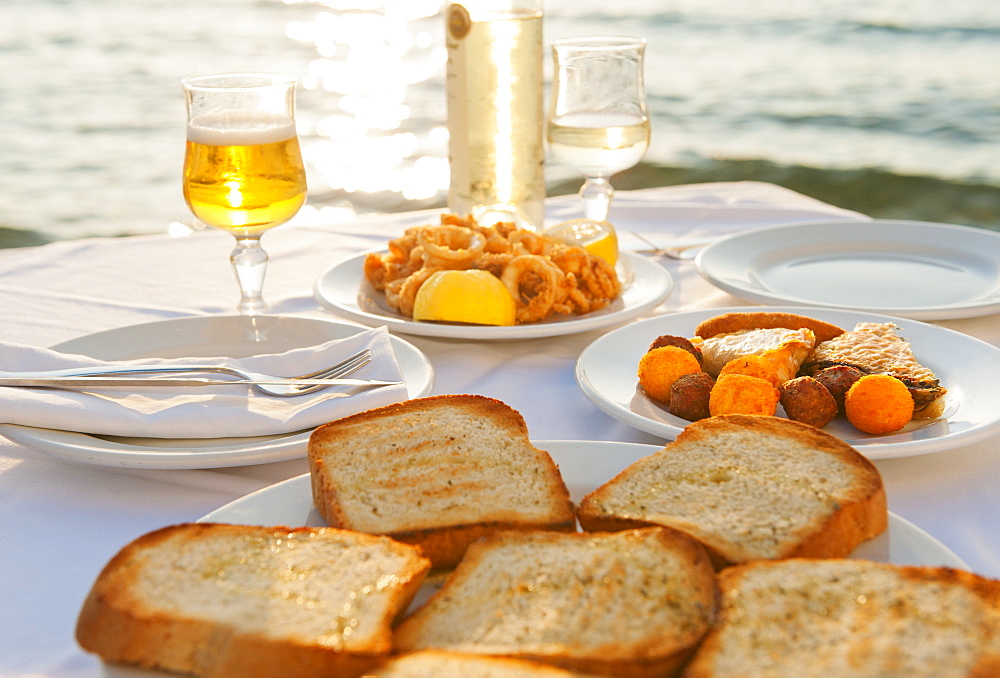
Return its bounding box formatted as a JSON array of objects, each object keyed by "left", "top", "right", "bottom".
[
  {"left": 548, "top": 37, "right": 649, "bottom": 222},
  {"left": 182, "top": 73, "right": 307, "bottom": 316}
]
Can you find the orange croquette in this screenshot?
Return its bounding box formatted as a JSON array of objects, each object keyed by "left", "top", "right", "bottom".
[
  {"left": 717, "top": 355, "right": 782, "bottom": 387},
  {"left": 637, "top": 345, "right": 703, "bottom": 403},
  {"left": 709, "top": 373, "right": 780, "bottom": 417},
  {"left": 844, "top": 374, "right": 914, "bottom": 434}
]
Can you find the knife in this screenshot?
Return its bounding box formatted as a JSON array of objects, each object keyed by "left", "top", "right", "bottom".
[{"left": 0, "top": 377, "right": 401, "bottom": 388}]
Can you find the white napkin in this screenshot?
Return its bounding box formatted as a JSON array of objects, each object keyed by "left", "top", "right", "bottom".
[{"left": 0, "top": 326, "right": 408, "bottom": 438}]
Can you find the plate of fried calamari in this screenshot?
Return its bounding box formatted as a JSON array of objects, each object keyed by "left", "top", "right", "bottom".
[
  {"left": 314, "top": 216, "right": 673, "bottom": 339},
  {"left": 575, "top": 307, "right": 1000, "bottom": 459}
]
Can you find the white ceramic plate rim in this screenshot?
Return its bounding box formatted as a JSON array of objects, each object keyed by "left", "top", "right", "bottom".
[
  {"left": 0, "top": 316, "right": 434, "bottom": 469},
  {"left": 576, "top": 306, "right": 1000, "bottom": 459},
  {"left": 199, "top": 440, "right": 968, "bottom": 569},
  {"left": 696, "top": 219, "right": 1000, "bottom": 320},
  {"left": 313, "top": 250, "right": 673, "bottom": 339}
]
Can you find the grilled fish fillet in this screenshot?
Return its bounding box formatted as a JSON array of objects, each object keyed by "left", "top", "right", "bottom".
[
  {"left": 694, "top": 327, "right": 816, "bottom": 384},
  {"left": 801, "top": 322, "right": 946, "bottom": 417}
]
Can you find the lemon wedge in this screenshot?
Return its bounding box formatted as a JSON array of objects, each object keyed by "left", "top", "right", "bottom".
[
  {"left": 412, "top": 270, "right": 517, "bottom": 326},
  {"left": 543, "top": 219, "right": 619, "bottom": 266}
]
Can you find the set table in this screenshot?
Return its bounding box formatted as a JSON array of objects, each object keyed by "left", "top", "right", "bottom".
[{"left": 2, "top": 182, "right": 997, "bottom": 677}]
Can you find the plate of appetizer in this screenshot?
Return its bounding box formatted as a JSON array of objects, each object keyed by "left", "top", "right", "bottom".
[
  {"left": 696, "top": 220, "right": 1000, "bottom": 320},
  {"left": 314, "top": 217, "right": 673, "bottom": 339},
  {"left": 576, "top": 307, "right": 1000, "bottom": 459}
]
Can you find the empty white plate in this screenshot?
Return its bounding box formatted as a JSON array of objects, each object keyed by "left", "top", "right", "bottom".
[{"left": 696, "top": 220, "right": 1000, "bottom": 319}]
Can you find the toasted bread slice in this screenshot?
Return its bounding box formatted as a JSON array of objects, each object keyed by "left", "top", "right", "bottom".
[
  {"left": 683, "top": 558, "right": 1000, "bottom": 678},
  {"left": 394, "top": 528, "right": 718, "bottom": 678},
  {"left": 694, "top": 311, "right": 845, "bottom": 343},
  {"left": 75, "top": 523, "right": 431, "bottom": 678},
  {"left": 366, "top": 650, "right": 587, "bottom": 676},
  {"left": 308, "top": 395, "right": 576, "bottom": 569},
  {"left": 801, "top": 322, "right": 946, "bottom": 417},
  {"left": 576, "top": 415, "right": 887, "bottom": 567}
]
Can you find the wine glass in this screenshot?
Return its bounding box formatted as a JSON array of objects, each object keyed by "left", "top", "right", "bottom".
[
  {"left": 547, "top": 37, "right": 650, "bottom": 222},
  {"left": 182, "top": 73, "right": 307, "bottom": 316}
]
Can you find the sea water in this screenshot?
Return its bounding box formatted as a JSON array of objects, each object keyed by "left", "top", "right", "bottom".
[{"left": 0, "top": 0, "right": 997, "bottom": 244}]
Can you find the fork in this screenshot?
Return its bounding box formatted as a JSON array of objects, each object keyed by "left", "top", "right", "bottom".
[
  {"left": 1, "top": 348, "right": 380, "bottom": 398},
  {"left": 629, "top": 231, "right": 712, "bottom": 260}
]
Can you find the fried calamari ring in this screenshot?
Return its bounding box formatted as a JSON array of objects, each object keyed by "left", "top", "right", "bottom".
[
  {"left": 459, "top": 215, "right": 517, "bottom": 254},
  {"left": 364, "top": 250, "right": 424, "bottom": 292},
  {"left": 387, "top": 229, "right": 420, "bottom": 262},
  {"left": 395, "top": 265, "right": 444, "bottom": 318},
  {"left": 506, "top": 229, "right": 550, "bottom": 256},
  {"left": 383, "top": 277, "right": 405, "bottom": 312},
  {"left": 416, "top": 224, "right": 486, "bottom": 269},
  {"left": 363, "top": 252, "right": 391, "bottom": 291},
  {"left": 548, "top": 245, "right": 621, "bottom": 313},
  {"left": 501, "top": 255, "right": 564, "bottom": 323},
  {"left": 471, "top": 252, "right": 515, "bottom": 278}
]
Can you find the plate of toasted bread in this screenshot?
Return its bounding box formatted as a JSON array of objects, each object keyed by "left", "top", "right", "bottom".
[
  {"left": 696, "top": 219, "right": 1000, "bottom": 319},
  {"left": 101, "top": 448, "right": 972, "bottom": 677},
  {"left": 576, "top": 307, "right": 1000, "bottom": 458},
  {"left": 82, "top": 395, "right": 997, "bottom": 677}
]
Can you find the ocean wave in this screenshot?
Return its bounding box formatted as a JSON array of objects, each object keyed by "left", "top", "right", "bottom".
[
  {"left": 835, "top": 19, "right": 1000, "bottom": 39},
  {"left": 742, "top": 111, "right": 995, "bottom": 144},
  {"left": 547, "top": 6, "right": 1000, "bottom": 40}
]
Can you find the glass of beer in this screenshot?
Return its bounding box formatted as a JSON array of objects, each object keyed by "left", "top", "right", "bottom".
[
  {"left": 182, "top": 73, "right": 307, "bottom": 316},
  {"left": 547, "top": 37, "right": 650, "bottom": 222}
]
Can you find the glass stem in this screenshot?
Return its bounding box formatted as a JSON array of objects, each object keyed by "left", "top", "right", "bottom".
[
  {"left": 230, "top": 236, "right": 268, "bottom": 316},
  {"left": 580, "top": 176, "right": 613, "bottom": 221}
]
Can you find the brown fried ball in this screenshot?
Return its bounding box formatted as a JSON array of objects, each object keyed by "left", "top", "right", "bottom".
[
  {"left": 812, "top": 365, "right": 864, "bottom": 410},
  {"left": 648, "top": 335, "right": 703, "bottom": 367},
  {"left": 779, "top": 376, "right": 838, "bottom": 429},
  {"left": 669, "top": 372, "right": 714, "bottom": 421}
]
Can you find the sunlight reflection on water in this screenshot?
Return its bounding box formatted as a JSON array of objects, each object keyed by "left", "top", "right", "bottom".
[{"left": 284, "top": 0, "right": 451, "bottom": 225}]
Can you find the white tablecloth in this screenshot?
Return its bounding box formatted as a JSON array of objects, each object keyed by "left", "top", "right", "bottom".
[{"left": 2, "top": 182, "right": 998, "bottom": 677}]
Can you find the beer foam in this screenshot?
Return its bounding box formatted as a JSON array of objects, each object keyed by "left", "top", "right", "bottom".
[{"left": 187, "top": 112, "right": 296, "bottom": 145}]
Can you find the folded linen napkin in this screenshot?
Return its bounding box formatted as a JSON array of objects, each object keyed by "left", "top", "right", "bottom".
[{"left": 0, "top": 326, "right": 407, "bottom": 438}]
